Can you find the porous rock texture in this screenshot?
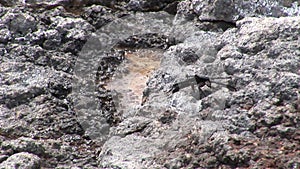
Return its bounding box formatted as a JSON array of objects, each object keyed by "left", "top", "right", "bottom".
[
  {"left": 0, "top": 152, "right": 41, "bottom": 169},
  {"left": 0, "top": 0, "right": 299, "bottom": 169}
]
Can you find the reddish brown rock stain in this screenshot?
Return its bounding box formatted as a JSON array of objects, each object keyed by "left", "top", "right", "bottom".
[{"left": 107, "top": 49, "right": 163, "bottom": 109}]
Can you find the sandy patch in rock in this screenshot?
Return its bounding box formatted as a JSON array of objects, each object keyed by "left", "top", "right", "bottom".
[{"left": 106, "top": 49, "right": 163, "bottom": 111}]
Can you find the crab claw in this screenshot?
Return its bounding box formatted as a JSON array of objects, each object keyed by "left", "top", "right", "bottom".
[{"left": 205, "top": 80, "right": 212, "bottom": 88}]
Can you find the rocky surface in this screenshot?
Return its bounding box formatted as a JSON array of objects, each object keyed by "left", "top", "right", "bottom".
[
  {"left": 0, "top": 0, "right": 299, "bottom": 169},
  {"left": 0, "top": 152, "right": 40, "bottom": 169}
]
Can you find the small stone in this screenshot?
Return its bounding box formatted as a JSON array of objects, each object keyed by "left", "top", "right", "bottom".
[
  {"left": 0, "top": 28, "right": 11, "bottom": 43},
  {"left": 0, "top": 152, "right": 41, "bottom": 169},
  {"left": 2, "top": 11, "right": 37, "bottom": 35}
]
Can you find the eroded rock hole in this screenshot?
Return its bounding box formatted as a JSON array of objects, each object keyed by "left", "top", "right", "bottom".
[
  {"left": 96, "top": 48, "right": 163, "bottom": 125},
  {"left": 107, "top": 49, "right": 163, "bottom": 110}
]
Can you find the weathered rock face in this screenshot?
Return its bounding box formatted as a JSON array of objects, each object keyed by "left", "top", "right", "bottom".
[
  {"left": 178, "top": 0, "right": 300, "bottom": 22},
  {"left": 97, "top": 16, "right": 300, "bottom": 168},
  {"left": 177, "top": 0, "right": 300, "bottom": 33},
  {"left": 0, "top": 3, "right": 99, "bottom": 168},
  {"left": 0, "top": 0, "right": 299, "bottom": 169}
]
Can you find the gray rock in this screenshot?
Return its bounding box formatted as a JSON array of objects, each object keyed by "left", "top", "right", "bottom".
[
  {"left": 0, "top": 2, "right": 103, "bottom": 168},
  {"left": 97, "top": 15, "right": 300, "bottom": 169},
  {"left": 1, "top": 10, "right": 37, "bottom": 35},
  {"left": 1, "top": 137, "right": 45, "bottom": 156},
  {"left": 99, "top": 135, "right": 163, "bottom": 168},
  {"left": 0, "top": 27, "right": 11, "bottom": 43},
  {"left": 81, "top": 5, "right": 116, "bottom": 29},
  {"left": 0, "top": 152, "right": 41, "bottom": 169},
  {"left": 49, "top": 15, "right": 93, "bottom": 53},
  {"left": 177, "top": 0, "right": 300, "bottom": 22},
  {"left": 126, "top": 0, "right": 177, "bottom": 13},
  {"left": 43, "top": 29, "right": 62, "bottom": 50},
  {"left": 0, "top": 1, "right": 299, "bottom": 169}
]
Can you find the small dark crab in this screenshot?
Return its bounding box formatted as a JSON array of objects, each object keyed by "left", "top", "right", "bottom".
[
  {"left": 141, "top": 74, "right": 236, "bottom": 105},
  {"left": 170, "top": 75, "right": 211, "bottom": 93},
  {"left": 168, "top": 75, "right": 236, "bottom": 98}
]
